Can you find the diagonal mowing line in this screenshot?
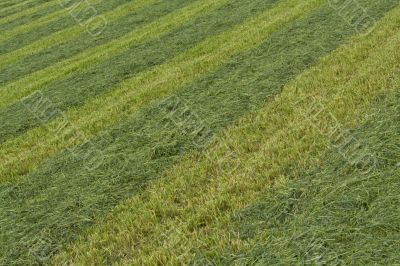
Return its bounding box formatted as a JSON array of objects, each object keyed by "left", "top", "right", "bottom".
[
  {"left": 52, "top": 6, "right": 400, "bottom": 264},
  {"left": 0, "top": 0, "right": 323, "bottom": 183},
  {"left": 0, "top": 0, "right": 227, "bottom": 110},
  {"left": 0, "top": 0, "right": 60, "bottom": 26},
  {"left": 0, "top": 0, "right": 104, "bottom": 43},
  {"left": 0, "top": 0, "right": 154, "bottom": 69}
]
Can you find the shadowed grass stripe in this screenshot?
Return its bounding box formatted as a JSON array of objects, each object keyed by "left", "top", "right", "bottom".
[
  {"left": 0, "top": 1, "right": 397, "bottom": 264},
  {"left": 0, "top": 0, "right": 228, "bottom": 109},
  {"left": 49, "top": 6, "right": 400, "bottom": 264},
  {"left": 0, "top": 0, "right": 323, "bottom": 183},
  {"left": 0, "top": 0, "right": 60, "bottom": 26},
  {"left": 0, "top": 0, "right": 154, "bottom": 70},
  {"left": 0, "top": 0, "right": 279, "bottom": 142},
  {"left": 0, "top": 0, "right": 104, "bottom": 43}
]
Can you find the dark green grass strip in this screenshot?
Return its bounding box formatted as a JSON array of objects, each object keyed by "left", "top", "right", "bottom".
[
  {"left": 0, "top": 1, "right": 397, "bottom": 264},
  {"left": 0, "top": 0, "right": 190, "bottom": 83},
  {"left": 0, "top": 0, "right": 279, "bottom": 144},
  {"left": 0, "top": 0, "right": 48, "bottom": 19},
  {"left": 214, "top": 92, "right": 400, "bottom": 265},
  {"left": 0, "top": 0, "right": 169, "bottom": 55}
]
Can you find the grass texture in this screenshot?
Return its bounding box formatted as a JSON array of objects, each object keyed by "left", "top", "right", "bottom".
[
  {"left": 0, "top": 0, "right": 56, "bottom": 24},
  {"left": 0, "top": 0, "right": 323, "bottom": 182},
  {"left": 0, "top": 0, "right": 399, "bottom": 264},
  {"left": 213, "top": 91, "right": 400, "bottom": 265},
  {"left": 1, "top": 1, "right": 398, "bottom": 264},
  {"left": 49, "top": 5, "right": 400, "bottom": 264},
  {"left": 0, "top": 0, "right": 279, "bottom": 142},
  {"left": 0, "top": 0, "right": 104, "bottom": 43},
  {"left": 0, "top": 0, "right": 153, "bottom": 71},
  {"left": 0, "top": 0, "right": 226, "bottom": 109}
]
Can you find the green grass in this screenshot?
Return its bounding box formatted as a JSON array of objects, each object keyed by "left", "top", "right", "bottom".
[
  {"left": 50, "top": 5, "right": 400, "bottom": 264},
  {"left": 1, "top": 1, "right": 398, "bottom": 264},
  {"left": 0, "top": 0, "right": 60, "bottom": 30},
  {"left": 0, "top": 0, "right": 154, "bottom": 80},
  {"left": 0, "top": 0, "right": 152, "bottom": 55},
  {"left": 0, "top": 0, "right": 323, "bottom": 183},
  {"left": 1, "top": 0, "right": 399, "bottom": 264},
  {"left": 0, "top": 0, "right": 104, "bottom": 43},
  {"left": 212, "top": 91, "right": 400, "bottom": 265},
  {"left": 0, "top": 0, "right": 50, "bottom": 19},
  {"left": 0, "top": 0, "right": 226, "bottom": 109},
  {"left": 0, "top": 0, "right": 280, "bottom": 154}
]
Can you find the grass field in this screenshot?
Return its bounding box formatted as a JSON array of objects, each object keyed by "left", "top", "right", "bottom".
[{"left": 0, "top": 0, "right": 399, "bottom": 265}]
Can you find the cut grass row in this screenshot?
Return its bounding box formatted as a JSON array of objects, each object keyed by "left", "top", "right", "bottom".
[
  {"left": 0, "top": 0, "right": 323, "bottom": 183},
  {"left": 0, "top": 0, "right": 279, "bottom": 142},
  {"left": 0, "top": 0, "right": 227, "bottom": 109},
  {"left": 1, "top": 1, "right": 397, "bottom": 264},
  {"left": 51, "top": 5, "right": 400, "bottom": 264},
  {"left": 0, "top": 0, "right": 154, "bottom": 77},
  {"left": 212, "top": 92, "right": 400, "bottom": 265},
  {"left": 0, "top": 0, "right": 104, "bottom": 43}
]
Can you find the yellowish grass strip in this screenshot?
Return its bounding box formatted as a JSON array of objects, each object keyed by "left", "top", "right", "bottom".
[
  {"left": 0, "top": 0, "right": 227, "bottom": 109},
  {"left": 0, "top": 0, "right": 59, "bottom": 26},
  {"left": 0, "top": 0, "right": 154, "bottom": 69},
  {"left": 51, "top": 6, "right": 400, "bottom": 265},
  {"left": 0, "top": 0, "right": 103, "bottom": 43},
  {"left": 0, "top": 0, "right": 323, "bottom": 183}
]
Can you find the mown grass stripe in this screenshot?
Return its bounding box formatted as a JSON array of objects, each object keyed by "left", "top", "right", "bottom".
[
  {"left": 0, "top": 0, "right": 228, "bottom": 109},
  {"left": 49, "top": 5, "right": 400, "bottom": 264},
  {"left": 1, "top": 1, "right": 395, "bottom": 263},
  {"left": 0, "top": 0, "right": 279, "bottom": 143},
  {"left": 0, "top": 0, "right": 104, "bottom": 43},
  {"left": 0, "top": 0, "right": 323, "bottom": 183},
  {"left": 0, "top": 0, "right": 154, "bottom": 70},
  {"left": 213, "top": 92, "right": 400, "bottom": 265},
  {"left": 0, "top": 0, "right": 59, "bottom": 26}
]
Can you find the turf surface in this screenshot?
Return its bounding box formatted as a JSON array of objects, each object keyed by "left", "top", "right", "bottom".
[{"left": 1, "top": 0, "right": 399, "bottom": 264}]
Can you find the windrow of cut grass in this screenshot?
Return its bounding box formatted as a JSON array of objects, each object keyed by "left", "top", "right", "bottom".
[
  {"left": 0, "top": 0, "right": 49, "bottom": 19},
  {"left": 1, "top": 1, "right": 397, "bottom": 264},
  {"left": 0, "top": 0, "right": 155, "bottom": 71},
  {"left": 0, "top": 0, "right": 104, "bottom": 43},
  {"left": 0, "top": 0, "right": 280, "bottom": 147},
  {"left": 0, "top": 0, "right": 59, "bottom": 28},
  {"left": 213, "top": 92, "right": 400, "bottom": 265},
  {"left": 0, "top": 0, "right": 324, "bottom": 183},
  {"left": 50, "top": 5, "right": 400, "bottom": 264},
  {"left": 0, "top": 0, "right": 227, "bottom": 109}
]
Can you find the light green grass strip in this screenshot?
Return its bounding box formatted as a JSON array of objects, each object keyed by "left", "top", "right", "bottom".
[
  {"left": 52, "top": 6, "right": 400, "bottom": 264},
  {"left": 0, "top": 0, "right": 59, "bottom": 26},
  {"left": 0, "top": 0, "right": 154, "bottom": 69},
  {"left": 0, "top": 0, "right": 322, "bottom": 183},
  {"left": 0, "top": 0, "right": 103, "bottom": 43},
  {"left": 0, "top": 0, "right": 227, "bottom": 109}
]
